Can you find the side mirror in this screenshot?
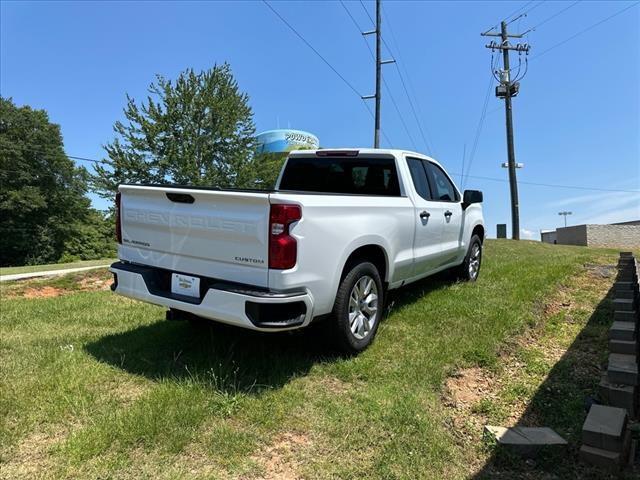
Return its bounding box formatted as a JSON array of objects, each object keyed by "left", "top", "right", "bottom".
[{"left": 462, "top": 190, "right": 483, "bottom": 209}]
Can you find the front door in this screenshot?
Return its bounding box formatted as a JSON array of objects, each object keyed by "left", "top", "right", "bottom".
[
  {"left": 406, "top": 157, "right": 445, "bottom": 277},
  {"left": 424, "top": 161, "right": 463, "bottom": 266}
]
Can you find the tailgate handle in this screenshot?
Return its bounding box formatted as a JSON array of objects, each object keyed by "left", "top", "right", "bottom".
[{"left": 166, "top": 193, "right": 195, "bottom": 204}]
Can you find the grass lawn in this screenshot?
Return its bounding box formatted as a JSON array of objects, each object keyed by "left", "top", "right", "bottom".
[
  {"left": 0, "top": 258, "right": 116, "bottom": 276},
  {"left": 0, "top": 240, "right": 626, "bottom": 479}
]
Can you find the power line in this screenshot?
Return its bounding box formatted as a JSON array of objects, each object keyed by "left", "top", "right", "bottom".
[
  {"left": 359, "top": 0, "right": 374, "bottom": 25},
  {"left": 521, "top": 0, "right": 581, "bottom": 35},
  {"left": 5, "top": 153, "right": 638, "bottom": 194},
  {"left": 463, "top": 73, "right": 495, "bottom": 188},
  {"left": 531, "top": 1, "right": 639, "bottom": 61},
  {"left": 380, "top": 5, "right": 436, "bottom": 156},
  {"left": 340, "top": 0, "right": 415, "bottom": 149},
  {"left": 262, "top": 1, "right": 363, "bottom": 98},
  {"left": 507, "top": 1, "right": 546, "bottom": 25},
  {"left": 503, "top": 0, "right": 536, "bottom": 24},
  {"left": 451, "top": 172, "right": 640, "bottom": 194}
]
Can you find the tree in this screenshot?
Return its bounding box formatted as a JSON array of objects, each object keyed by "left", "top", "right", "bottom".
[
  {"left": 0, "top": 97, "right": 110, "bottom": 266},
  {"left": 92, "top": 63, "right": 257, "bottom": 198}
]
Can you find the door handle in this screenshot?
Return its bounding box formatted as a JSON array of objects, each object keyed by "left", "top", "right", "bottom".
[
  {"left": 419, "top": 211, "right": 430, "bottom": 220},
  {"left": 444, "top": 210, "right": 453, "bottom": 217}
]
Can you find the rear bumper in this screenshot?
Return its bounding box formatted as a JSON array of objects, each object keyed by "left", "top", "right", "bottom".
[{"left": 110, "top": 262, "right": 314, "bottom": 331}]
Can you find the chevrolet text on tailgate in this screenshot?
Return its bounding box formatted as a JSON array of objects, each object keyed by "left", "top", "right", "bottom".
[{"left": 110, "top": 149, "right": 484, "bottom": 353}]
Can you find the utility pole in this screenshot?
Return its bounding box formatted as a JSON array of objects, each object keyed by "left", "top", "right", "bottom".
[
  {"left": 362, "top": 0, "right": 395, "bottom": 148},
  {"left": 481, "top": 20, "right": 530, "bottom": 240},
  {"left": 558, "top": 211, "right": 573, "bottom": 228}
]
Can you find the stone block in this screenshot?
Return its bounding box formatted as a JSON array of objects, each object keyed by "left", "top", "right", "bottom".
[
  {"left": 609, "top": 321, "right": 636, "bottom": 341},
  {"left": 579, "top": 444, "right": 621, "bottom": 472},
  {"left": 616, "top": 290, "right": 637, "bottom": 300},
  {"left": 582, "top": 404, "right": 628, "bottom": 451},
  {"left": 613, "top": 298, "right": 637, "bottom": 312},
  {"left": 609, "top": 339, "right": 638, "bottom": 356},
  {"left": 483, "top": 425, "right": 567, "bottom": 457},
  {"left": 608, "top": 354, "right": 639, "bottom": 386},
  {"left": 599, "top": 373, "right": 638, "bottom": 417},
  {"left": 615, "top": 281, "right": 639, "bottom": 292},
  {"left": 614, "top": 310, "right": 639, "bottom": 323}
]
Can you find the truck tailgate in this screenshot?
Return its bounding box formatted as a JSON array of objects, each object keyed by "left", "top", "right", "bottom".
[{"left": 118, "top": 185, "right": 270, "bottom": 287}]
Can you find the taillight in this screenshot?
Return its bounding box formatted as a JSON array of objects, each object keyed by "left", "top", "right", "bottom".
[
  {"left": 269, "top": 203, "right": 301, "bottom": 269},
  {"left": 115, "top": 192, "right": 122, "bottom": 244}
]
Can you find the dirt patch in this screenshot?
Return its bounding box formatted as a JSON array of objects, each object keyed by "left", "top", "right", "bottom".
[
  {"left": 22, "top": 286, "right": 65, "bottom": 298},
  {"left": 3, "top": 269, "right": 112, "bottom": 299},
  {"left": 444, "top": 367, "right": 495, "bottom": 409},
  {"left": 253, "top": 432, "right": 311, "bottom": 480},
  {"left": 315, "top": 375, "right": 352, "bottom": 395},
  {"left": 78, "top": 275, "right": 111, "bottom": 291}
]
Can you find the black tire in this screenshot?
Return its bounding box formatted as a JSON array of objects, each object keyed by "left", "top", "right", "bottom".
[
  {"left": 457, "top": 234, "right": 483, "bottom": 282},
  {"left": 330, "top": 261, "right": 384, "bottom": 354}
]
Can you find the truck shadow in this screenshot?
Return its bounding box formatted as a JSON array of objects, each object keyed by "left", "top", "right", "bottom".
[
  {"left": 85, "top": 272, "right": 454, "bottom": 396},
  {"left": 85, "top": 318, "right": 336, "bottom": 396},
  {"left": 472, "top": 282, "right": 618, "bottom": 479}
]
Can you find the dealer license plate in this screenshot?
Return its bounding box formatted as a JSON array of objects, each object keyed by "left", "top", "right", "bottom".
[{"left": 171, "top": 273, "right": 200, "bottom": 298}]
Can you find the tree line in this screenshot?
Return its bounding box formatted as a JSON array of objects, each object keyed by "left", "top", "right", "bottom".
[{"left": 0, "top": 63, "right": 291, "bottom": 267}]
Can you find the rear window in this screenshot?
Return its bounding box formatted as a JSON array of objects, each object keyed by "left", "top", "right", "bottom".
[{"left": 278, "top": 157, "right": 401, "bottom": 196}]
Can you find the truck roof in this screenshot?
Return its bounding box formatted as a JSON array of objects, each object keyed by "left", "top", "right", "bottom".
[{"left": 288, "top": 148, "right": 439, "bottom": 165}]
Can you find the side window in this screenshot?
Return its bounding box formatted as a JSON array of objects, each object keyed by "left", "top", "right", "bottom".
[
  {"left": 425, "top": 162, "right": 459, "bottom": 202},
  {"left": 406, "top": 158, "right": 431, "bottom": 201}
]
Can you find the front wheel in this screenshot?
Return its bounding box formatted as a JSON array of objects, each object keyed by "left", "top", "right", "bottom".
[
  {"left": 331, "top": 261, "right": 384, "bottom": 354},
  {"left": 457, "top": 235, "right": 483, "bottom": 282}
]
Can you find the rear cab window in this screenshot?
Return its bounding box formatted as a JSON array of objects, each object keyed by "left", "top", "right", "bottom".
[
  {"left": 406, "top": 157, "right": 432, "bottom": 200},
  {"left": 279, "top": 156, "right": 401, "bottom": 196}
]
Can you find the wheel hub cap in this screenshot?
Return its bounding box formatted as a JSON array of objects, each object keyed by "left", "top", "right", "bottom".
[
  {"left": 469, "top": 243, "right": 481, "bottom": 279},
  {"left": 348, "top": 276, "right": 379, "bottom": 340}
]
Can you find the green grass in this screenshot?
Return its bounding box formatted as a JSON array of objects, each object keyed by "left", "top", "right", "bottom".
[
  {"left": 0, "top": 240, "right": 620, "bottom": 479},
  {"left": 0, "top": 258, "right": 116, "bottom": 276}
]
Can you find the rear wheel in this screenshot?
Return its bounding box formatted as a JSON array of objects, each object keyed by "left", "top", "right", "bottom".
[
  {"left": 457, "top": 234, "right": 482, "bottom": 282},
  {"left": 331, "top": 261, "right": 383, "bottom": 353}
]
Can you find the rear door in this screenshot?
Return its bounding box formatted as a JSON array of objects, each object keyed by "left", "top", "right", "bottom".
[
  {"left": 424, "top": 161, "right": 463, "bottom": 265},
  {"left": 406, "top": 157, "right": 445, "bottom": 276},
  {"left": 118, "top": 185, "right": 271, "bottom": 287}
]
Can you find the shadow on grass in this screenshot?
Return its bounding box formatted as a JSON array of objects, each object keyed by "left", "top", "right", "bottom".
[
  {"left": 473, "top": 281, "right": 618, "bottom": 479},
  {"left": 85, "top": 271, "right": 454, "bottom": 396}
]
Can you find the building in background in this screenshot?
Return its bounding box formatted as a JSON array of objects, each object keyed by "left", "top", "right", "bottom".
[
  {"left": 540, "top": 230, "right": 557, "bottom": 244},
  {"left": 540, "top": 220, "right": 640, "bottom": 248},
  {"left": 256, "top": 129, "right": 319, "bottom": 154}
]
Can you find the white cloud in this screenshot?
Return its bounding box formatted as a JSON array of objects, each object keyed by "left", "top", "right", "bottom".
[{"left": 520, "top": 228, "right": 537, "bottom": 240}]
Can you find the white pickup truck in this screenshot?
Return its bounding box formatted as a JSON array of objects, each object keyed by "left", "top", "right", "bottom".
[{"left": 110, "top": 149, "right": 484, "bottom": 352}]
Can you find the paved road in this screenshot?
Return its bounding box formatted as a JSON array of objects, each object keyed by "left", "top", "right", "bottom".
[{"left": 0, "top": 265, "right": 111, "bottom": 282}]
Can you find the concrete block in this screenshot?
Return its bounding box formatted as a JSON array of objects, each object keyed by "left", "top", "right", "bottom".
[
  {"left": 609, "top": 321, "right": 636, "bottom": 341},
  {"left": 614, "top": 310, "right": 639, "bottom": 323},
  {"left": 483, "top": 425, "right": 567, "bottom": 456},
  {"left": 617, "top": 272, "right": 639, "bottom": 283},
  {"left": 616, "top": 281, "right": 639, "bottom": 292},
  {"left": 616, "top": 290, "right": 637, "bottom": 300},
  {"left": 582, "top": 404, "right": 628, "bottom": 451},
  {"left": 613, "top": 298, "right": 637, "bottom": 312},
  {"left": 608, "top": 354, "right": 639, "bottom": 386},
  {"left": 599, "top": 373, "right": 638, "bottom": 417},
  {"left": 579, "top": 444, "right": 621, "bottom": 472},
  {"left": 609, "top": 339, "right": 638, "bottom": 356}
]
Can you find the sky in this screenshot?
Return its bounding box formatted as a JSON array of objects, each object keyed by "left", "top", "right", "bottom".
[{"left": 1, "top": 0, "right": 639, "bottom": 239}]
